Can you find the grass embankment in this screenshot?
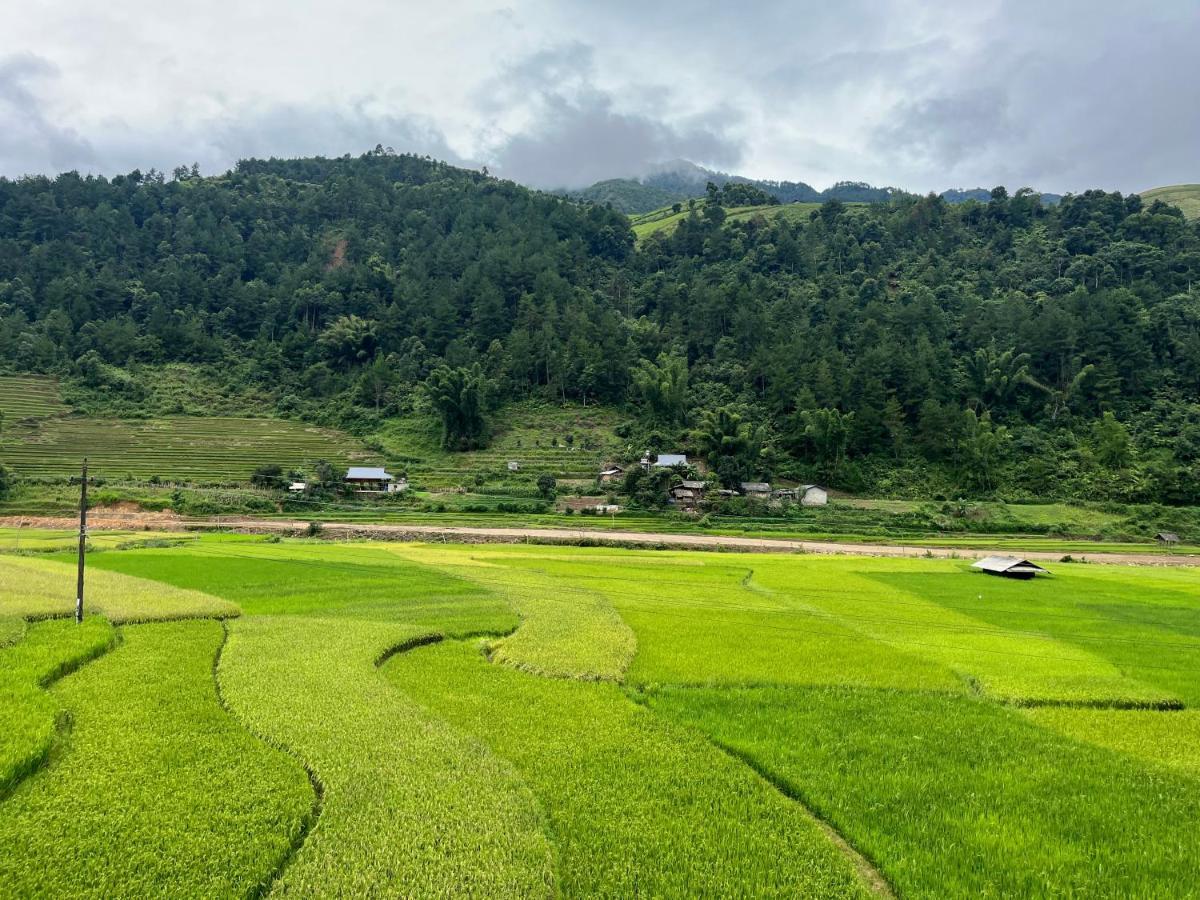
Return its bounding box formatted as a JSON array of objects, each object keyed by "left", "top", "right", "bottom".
[
  {"left": 1141, "top": 184, "right": 1200, "bottom": 219},
  {"left": 0, "top": 620, "right": 313, "bottom": 897},
  {"left": 387, "top": 638, "right": 871, "bottom": 898}
]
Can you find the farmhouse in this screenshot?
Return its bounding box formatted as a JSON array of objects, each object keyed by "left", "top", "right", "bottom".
[
  {"left": 971, "top": 556, "right": 1050, "bottom": 579},
  {"left": 669, "top": 479, "right": 708, "bottom": 510},
  {"left": 344, "top": 466, "right": 395, "bottom": 493},
  {"left": 599, "top": 465, "right": 625, "bottom": 483},
  {"left": 739, "top": 481, "right": 772, "bottom": 500},
  {"left": 653, "top": 453, "right": 688, "bottom": 468}
]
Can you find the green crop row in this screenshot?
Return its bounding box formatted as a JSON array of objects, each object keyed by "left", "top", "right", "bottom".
[
  {"left": 11, "top": 537, "right": 1200, "bottom": 896},
  {"left": 0, "top": 620, "right": 313, "bottom": 897},
  {"left": 647, "top": 684, "right": 1200, "bottom": 898},
  {"left": 0, "top": 555, "right": 238, "bottom": 623},
  {"left": 0, "top": 617, "right": 115, "bottom": 795},
  {"left": 386, "top": 638, "right": 871, "bottom": 898}
]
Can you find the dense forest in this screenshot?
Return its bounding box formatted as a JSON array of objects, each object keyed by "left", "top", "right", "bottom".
[{"left": 2, "top": 147, "right": 1199, "bottom": 503}]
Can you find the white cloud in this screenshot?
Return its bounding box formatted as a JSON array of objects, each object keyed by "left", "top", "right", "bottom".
[{"left": 0, "top": 0, "right": 1195, "bottom": 192}]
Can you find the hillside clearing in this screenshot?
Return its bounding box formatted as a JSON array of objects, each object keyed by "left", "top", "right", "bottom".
[{"left": 1140, "top": 183, "right": 1200, "bottom": 218}]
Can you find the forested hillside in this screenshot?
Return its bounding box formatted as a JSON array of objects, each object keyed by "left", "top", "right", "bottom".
[{"left": 2, "top": 149, "right": 1200, "bottom": 503}]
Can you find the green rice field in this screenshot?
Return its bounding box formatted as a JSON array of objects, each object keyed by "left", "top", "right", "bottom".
[{"left": 1, "top": 534, "right": 1199, "bottom": 896}]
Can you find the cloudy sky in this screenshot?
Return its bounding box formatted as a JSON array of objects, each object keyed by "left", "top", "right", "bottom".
[{"left": 1, "top": 0, "right": 1196, "bottom": 193}]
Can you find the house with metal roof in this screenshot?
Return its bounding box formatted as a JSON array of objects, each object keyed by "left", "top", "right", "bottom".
[
  {"left": 654, "top": 453, "right": 688, "bottom": 468},
  {"left": 344, "top": 466, "right": 395, "bottom": 493},
  {"left": 971, "top": 556, "right": 1049, "bottom": 579}
]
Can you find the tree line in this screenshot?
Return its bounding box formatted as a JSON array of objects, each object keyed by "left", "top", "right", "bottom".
[{"left": 1, "top": 149, "right": 1199, "bottom": 503}]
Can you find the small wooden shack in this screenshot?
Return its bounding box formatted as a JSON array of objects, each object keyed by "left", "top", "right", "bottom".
[
  {"left": 971, "top": 556, "right": 1049, "bottom": 580},
  {"left": 670, "top": 479, "right": 707, "bottom": 510},
  {"left": 599, "top": 465, "right": 625, "bottom": 484},
  {"left": 507, "top": 460, "right": 522, "bottom": 472},
  {"left": 1156, "top": 532, "right": 1180, "bottom": 546},
  {"left": 739, "top": 481, "right": 772, "bottom": 500}
]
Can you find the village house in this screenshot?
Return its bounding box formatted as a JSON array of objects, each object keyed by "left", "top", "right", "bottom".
[
  {"left": 288, "top": 481, "right": 307, "bottom": 493},
  {"left": 669, "top": 479, "right": 707, "bottom": 510},
  {"left": 641, "top": 451, "right": 689, "bottom": 470},
  {"left": 739, "top": 481, "right": 772, "bottom": 500},
  {"left": 598, "top": 464, "right": 625, "bottom": 484},
  {"left": 344, "top": 466, "right": 396, "bottom": 493}
]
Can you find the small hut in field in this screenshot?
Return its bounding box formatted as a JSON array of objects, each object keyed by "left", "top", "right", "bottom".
[{"left": 971, "top": 556, "right": 1049, "bottom": 580}]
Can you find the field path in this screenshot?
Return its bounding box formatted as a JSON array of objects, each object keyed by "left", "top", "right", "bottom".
[
  {"left": 5, "top": 513, "right": 1198, "bottom": 565},
  {"left": 206, "top": 519, "right": 1200, "bottom": 566}
]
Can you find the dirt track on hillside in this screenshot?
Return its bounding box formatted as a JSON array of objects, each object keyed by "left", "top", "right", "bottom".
[{"left": 5, "top": 512, "right": 1196, "bottom": 567}]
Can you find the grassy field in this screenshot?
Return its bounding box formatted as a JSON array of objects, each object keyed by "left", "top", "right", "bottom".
[
  {"left": 630, "top": 201, "right": 831, "bottom": 240},
  {"left": 1141, "top": 183, "right": 1200, "bottom": 219},
  {"left": 1, "top": 535, "right": 1199, "bottom": 895},
  {"left": 0, "top": 414, "right": 377, "bottom": 482}
]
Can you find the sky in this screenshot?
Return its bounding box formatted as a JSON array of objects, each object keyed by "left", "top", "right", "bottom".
[{"left": 1, "top": 0, "right": 1196, "bottom": 193}]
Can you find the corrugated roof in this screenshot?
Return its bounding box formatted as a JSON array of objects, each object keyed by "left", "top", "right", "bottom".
[
  {"left": 972, "top": 556, "right": 1048, "bottom": 575},
  {"left": 655, "top": 454, "right": 688, "bottom": 466},
  {"left": 345, "top": 466, "right": 393, "bottom": 480},
  {"left": 679, "top": 480, "right": 707, "bottom": 489},
  {"left": 740, "top": 482, "right": 771, "bottom": 492}
]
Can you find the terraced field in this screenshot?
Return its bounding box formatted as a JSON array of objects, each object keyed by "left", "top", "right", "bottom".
[
  {"left": 0, "top": 375, "right": 68, "bottom": 421},
  {"left": 377, "top": 401, "right": 622, "bottom": 488},
  {"left": 2, "top": 536, "right": 1199, "bottom": 896},
  {"left": 0, "top": 415, "right": 377, "bottom": 482}
]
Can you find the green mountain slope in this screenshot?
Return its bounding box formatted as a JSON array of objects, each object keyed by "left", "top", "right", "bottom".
[{"left": 1141, "top": 184, "right": 1200, "bottom": 219}]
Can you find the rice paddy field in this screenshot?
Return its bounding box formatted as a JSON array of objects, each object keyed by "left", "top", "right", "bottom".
[
  {"left": 0, "top": 373, "right": 377, "bottom": 482},
  {"left": 2, "top": 534, "right": 1200, "bottom": 896}
]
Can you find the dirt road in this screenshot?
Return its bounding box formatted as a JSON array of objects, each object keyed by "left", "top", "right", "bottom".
[{"left": 6, "top": 512, "right": 1193, "bottom": 567}]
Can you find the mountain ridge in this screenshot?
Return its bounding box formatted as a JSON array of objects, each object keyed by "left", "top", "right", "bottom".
[{"left": 568, "top": 159, "right": 1063, "bottom": 214}]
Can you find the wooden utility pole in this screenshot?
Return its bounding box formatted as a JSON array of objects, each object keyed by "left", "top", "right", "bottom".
[{"left": 75, "top": 458, "right": 88, "bottom": 624}]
